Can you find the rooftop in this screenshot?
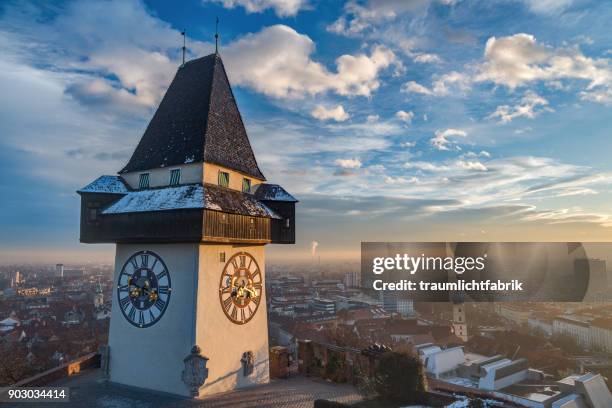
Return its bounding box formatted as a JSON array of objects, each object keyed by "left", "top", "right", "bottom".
[
  {"left": 101, "top": 183, "right": 280, "bottom": 218},
  {"left": 119, "top": 53, "right": 265, "bottom": 180},
  {"left": 77, "top": 175, "right": 129, "bottom": 194}
]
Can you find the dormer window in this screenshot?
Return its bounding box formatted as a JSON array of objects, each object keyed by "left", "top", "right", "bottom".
[
  {"left": 138, "top": 173, "right": 150, "bottom": 189},
  {"left": 169, "top": 169, "right": 181, "bottom": 186},
  {"left": 218, "top": 171, "right": 229, "bottom": 188},
  {"left": 242, "top": 178, "right": 251, "bottom": 193}
]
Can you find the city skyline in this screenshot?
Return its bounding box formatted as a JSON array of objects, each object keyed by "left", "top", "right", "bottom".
[{"left": 1, "top": 0, "right": 612, "bottom": 263}]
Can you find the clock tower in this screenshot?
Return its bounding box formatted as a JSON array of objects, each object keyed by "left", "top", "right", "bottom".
[{"left": 77, "top": 52, "right": 297, "bottom": 397}]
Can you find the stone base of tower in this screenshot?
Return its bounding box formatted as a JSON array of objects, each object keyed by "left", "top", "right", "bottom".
[{"left": 107, "top": 243, "right": 269, "bottom": 398}]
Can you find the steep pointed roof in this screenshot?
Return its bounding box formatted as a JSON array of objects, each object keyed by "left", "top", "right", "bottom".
[{"left": 119, "top": 53, "right": 265, "bottom": 180}]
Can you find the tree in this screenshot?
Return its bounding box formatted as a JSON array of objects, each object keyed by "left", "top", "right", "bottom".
[
  {"left": 0, "top": 345, "right": 33, "bottom": 385},
  {"left": 469, "top": 398, "right": 486, "bottom": 408},
  {"left": 371, "top": 351, "right": 426, "bottom": 404}
]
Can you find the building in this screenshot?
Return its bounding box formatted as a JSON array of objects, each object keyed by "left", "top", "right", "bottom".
[
  {"left": 10, "top": 270, "right": 22, "bottom": 287},
  {"left": 379, "top": 291, "right": 414, "bottom": 316},
  {"left": 452, "top": 303, "right": 468, "bottom": 342},
  {"left": 528, "top": 316, "right": 554, "bottom": 337},
  {"left": 93, "top": 280, "right": 104, "bottom": 309},
  {"left": 63, "top": 269, "right": 85, "bottom": 278},
  {"left": 77, "top": 52, "right": 297, "bottom": 398},
  {"left": 550, "top": 315, "right": 612, "bottom": 353},
  {"left": 55, "top": 263, "right": 64, "bottom": 277},
  {"left": 416, "top": 344, "right": 465, "bottom": 379},
  {"left": 343, "top": 271, "right": 361, "bottom": 288},
  {"left": 554, "top": 316, "right": 592, "bottom": 349},
  {"left": 495, "top": 303, "right": 531, "bottom": 326},
  {"left": 590, "top": 319, "right": 612, "bottom": 353},
  {"left": 415, "top": 341, "right": 612, "bottom": 408},
  {"left": 311, "top": 298, "right": 336, "bottom": 314}
]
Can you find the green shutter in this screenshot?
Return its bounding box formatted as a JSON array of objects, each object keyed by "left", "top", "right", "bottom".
[
  {"left": 218, "top": 172, "right": 229, "bottom": 187},
  {"left": 170, "top": 169, "right": 180, "bottom": 186},
  {"left": 242, "top": 178, "right": 251, "bottom": 193},
  {"left": 139, "top": 173, "right": 150, "bottom": 189}
]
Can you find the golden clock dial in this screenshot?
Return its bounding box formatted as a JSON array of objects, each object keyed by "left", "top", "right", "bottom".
[{"left": 219, "top": 252, "right": 263, "bottom": 325}]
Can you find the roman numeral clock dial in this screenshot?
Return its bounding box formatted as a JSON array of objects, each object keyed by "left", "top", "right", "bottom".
[
  {"left": 219, "top": 252, "right": 262, "bottom": 325},
  {"left": 117, "top": 251, "right": 172, "bottom": 328}
]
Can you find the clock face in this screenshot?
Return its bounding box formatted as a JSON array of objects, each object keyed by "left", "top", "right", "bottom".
[
  {"left": 219, "top": 252, "right": 263, "bottom": 325},
  {"left": 117, "top": 251, "right": 171, "bottom": 328}
]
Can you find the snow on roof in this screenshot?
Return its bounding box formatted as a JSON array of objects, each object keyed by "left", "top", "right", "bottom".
[
  {"left": 78, "top": 176, "right": 129, "bottom": 194},
  {"left": 253, "top": 183, "right": 298, "bottom": 202},
  {"left": 0, "top": 317, "right": 20, "bottom": 332},
  {"left": 103, "top": 184, "right": 203, "bottom": 214},
  {"left": 102, "top": 183, "right": 280, "bottom": 218}
]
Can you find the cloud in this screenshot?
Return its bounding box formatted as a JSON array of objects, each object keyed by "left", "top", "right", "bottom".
[
  {"left": 325, "top": 116, "right": 403, "bottom": 137},
  {"left": 401, "top": 71, "right": 471, "bottom": 97},
  {"left": 521, "top": 0, "right": 574, "bottom": 15},
  {"left": 430, "top": 128, "right": 467, "bottom": 150},
  {"left": 205, "top": 0, "right": 308, "bottom": 17},
  {"left": 456, "top": 160, "right": 488, "bottom": 171},
  {"left": 401, "top": 80, "right": 433, "bottom": 95},
  {"left": 0, "top": 0, "right": 200, "bottom": 118},
  {"left": 224, "top": 25, "right": 399, "bottom": 98},
  {"left": 327, "top": 0, "right": 455, "bottom": 37},
  {"left": 489, "top": 91, "right": 552, "bottom": 123},
  {"left": 521, "top": 207, "right": 612, "bottom": 226},
  {"left": 334, "top": 158, "right": 362, "bottom": 169},
  {"left": 413, "top": 53, "right": 442, "bottom": 64},
  {"left": 311, "top": 105, "right": 350, "bottom": 122},
  {"left": 476, "top": 33, "right": 612, "bottom": 100},
  {"left": 580, "top": 88, "right": 612, "bottom": 105},
  {"left": 403, "top": 161, "right": 449, "bottom": 172},
  {"left": 404, "top": 159, "right": 487, "bottom": 173},
  {"left": 327, "top": 0, "right": 431, "bottom": 37},
  {"left": 463, "top": 150, "right": 491, "bottom": 158},
  {"left": 395, "top": 110, "right": 414, "bottom": 123},
  {"left": 384, "top": 175, "right": 419, "bottom": 185}
]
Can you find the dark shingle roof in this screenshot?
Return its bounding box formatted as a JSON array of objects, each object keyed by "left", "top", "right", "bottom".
[
  {"left": 77, "top": 176, "right": 129, "bottom": 194},
  {"left": 253, "top": 184, "right": 298, "bottom": 202},
  {"left": 119, "top": 53, "right": 265, "bottom": 180}
]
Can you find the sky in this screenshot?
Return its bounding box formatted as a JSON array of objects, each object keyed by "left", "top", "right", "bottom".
[{"left": 0, "top": 0, "right": 611, "bottom": 264}]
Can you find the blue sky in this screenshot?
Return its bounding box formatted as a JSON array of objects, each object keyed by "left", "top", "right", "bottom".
[{"left": 0, "top": 0, "right": 611, "bottom": 263}]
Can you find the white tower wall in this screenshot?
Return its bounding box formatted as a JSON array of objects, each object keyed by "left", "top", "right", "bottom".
[{"left": 108, "top": 242, "right": 269, "bottom": 397}]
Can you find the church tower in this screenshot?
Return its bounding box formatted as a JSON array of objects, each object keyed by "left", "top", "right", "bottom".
[
  {"left": 77, "top": 53, "right": 297, "bottom": 397},
  {"left": 452, "top": 302, "right": 468, "bottom": 342}
]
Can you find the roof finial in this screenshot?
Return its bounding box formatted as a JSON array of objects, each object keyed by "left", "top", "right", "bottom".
[
  {"left": 181, "top": 29, "right": 186, "bottom": 66},
  {"left": 215, "top": 17, "right": 219, "bottom": 54}
]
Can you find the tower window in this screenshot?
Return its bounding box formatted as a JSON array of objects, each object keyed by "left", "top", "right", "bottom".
[
  {"left": 138, "top": 173, "right": 150, "bottom": 189},
  {"left": 219, "top": 252, "right": 226, "bottom": 263},
  {"left": 242, "top": 178, "right": 251, "bottom": 193},
  {"left": 87, "top": 203, "right": 100, "bottom": 223},
  {"left": 169, "top": 169, "right": 181, "bottom": 186},
  {"left": 218, "top": 171, "right": 229, "bottom": 188},
  {"left": 285, "top": 218, "right": 291, "bottom": 228}
]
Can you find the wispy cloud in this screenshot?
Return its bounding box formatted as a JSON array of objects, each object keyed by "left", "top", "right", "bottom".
[
  {"left": 489, "top": 91, "right": 553, "bottom": 123},
  {"left": 430, "top": 128, "right": 467, "bottom": 151},
  {"left": 205, "top": 0, "right": 309, "bottom": 17}
]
